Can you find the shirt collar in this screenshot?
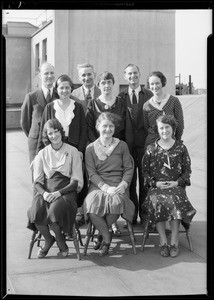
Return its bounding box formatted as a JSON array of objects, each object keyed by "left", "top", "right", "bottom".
[
  {"left": 83, "top": 85, "right": 95, "bottom": 95},
  {"left": 128, "top": 85, "right": 141, "bottom": 96},
  {"left": 42, "top": 86, "right": 53, "bottom": 97}
]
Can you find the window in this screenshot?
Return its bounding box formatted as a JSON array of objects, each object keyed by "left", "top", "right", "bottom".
[
  {"left": 42, "top": 38, "right": 47, "bottom": 63},
  {"left": 35, "top": 43, "right": 40, "bottom": 72}
]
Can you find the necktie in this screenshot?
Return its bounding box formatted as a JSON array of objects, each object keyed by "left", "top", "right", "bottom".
[
  {"left": 132, "top": 90, "right": 137, "bottom": 104},
  {"left": 46, "top": 89, "right": 51, "bottom": 103},
  {"left": 132, "top": 90, "right": 138, "bottom": 120},
  {"left": 85, "top": 89, "right": 92, "bottom": 100}
]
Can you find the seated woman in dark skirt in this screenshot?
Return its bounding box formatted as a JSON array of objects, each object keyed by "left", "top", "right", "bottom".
[
  {"left": 141, "top": 115, "right": 196, "bottom": 258},
  {"left": 83, "top": 112, "right": 135, "bottom": 256},
  {"left": 27, "top": 118, "right": 83, "bottom": 258}
]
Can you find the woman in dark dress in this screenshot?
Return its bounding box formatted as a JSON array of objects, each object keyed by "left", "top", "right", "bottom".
[
  {"left": 143, "top": 71, "right": 184, "bottom": 149},
  {"left": 142, "top": 115, "right": 196, "bottom": 258},
  {"left": 27, "top": 119, "right": 83, "bottom": 258}
]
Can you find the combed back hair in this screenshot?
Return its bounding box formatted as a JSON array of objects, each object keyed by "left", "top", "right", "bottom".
[
  {"left": 124, "top": 63, "right": 140, "bottom": 73},
  {"left": 77, "top": 63, "right": 94, "bottom": 71},
  {"left": 39, "top": 62, "right": 55, "bottom": 72},
  {"left": 42, "top": 118, "right": 66, "bottom": 146},
  {"left": 155, "top": 115, "right": 178, "bottom": 134},
  {"left": 97, "top": 71, "right": 115, "bottom": 86},
  {"left": 96, "top": 112, "right": 121, "bottom": 131},
  {"left": 147, "top": 71, "right": 167, "bottom": 87},
  {"left": 54, "top": 74, "right": 74, "bottom": 92}
]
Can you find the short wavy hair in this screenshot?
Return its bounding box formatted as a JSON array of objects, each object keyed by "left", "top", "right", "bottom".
[
  {"left": 54, "top": 74, "right": 74, "bottom": 92},
  {"left": 96, "top": 112, "right": 121, "bottom": 132},
  {"left": 42, "top": 118, "right": 66, "bottom": 146},
  {"left": 96, "top": 71, "right": 115, "bottom": 86},
  {"left": 155, "top": 114, "right": 178, "bottom": 135},
  {"left": 147, "top": 71, "right": 167, "bottom": 87},
  {"left": 124, "top": 63, "right": 140, "bottom": 73}
]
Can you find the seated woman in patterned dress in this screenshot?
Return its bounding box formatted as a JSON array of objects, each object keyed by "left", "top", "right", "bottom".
[
  {"left": 142, "top": 115, "right": 196, "bottom": 258},
  {"left": 27, "top": 118, "right": 83, "bottom": 258},
  {"left": 83, "top": 112, "right": 135, "bottom": 256}
]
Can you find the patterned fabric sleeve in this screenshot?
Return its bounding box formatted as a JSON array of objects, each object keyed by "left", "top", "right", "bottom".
[
  {"left": 173, "top": 97, "right": 184, "bottom": 140},
  {"left": 141, "top": 145, "right": 157, "bottom": 188},
  {"left": 142, "top": 102, "right": 150, "bottom": 134},
  {"left": 177, "top": 144, "right": 191, "bottom": 187}
]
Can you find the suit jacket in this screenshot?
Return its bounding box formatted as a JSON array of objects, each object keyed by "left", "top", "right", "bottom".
[
  {"left": 20, "top": 88, "right": 57, "bottom": 139},
  {"left": 36, "top": 100, "right": 88, "bottom": 154},
  {"left": 118, "top": 87, "right": 153, "bottom": 151},
  {"left": 71, "top": 85, "right": 101, "bottom": 114}
]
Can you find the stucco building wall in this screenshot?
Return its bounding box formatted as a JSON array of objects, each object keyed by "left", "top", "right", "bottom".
[{"left": 53, "top": 10, "right": 175, "bottom": 95}]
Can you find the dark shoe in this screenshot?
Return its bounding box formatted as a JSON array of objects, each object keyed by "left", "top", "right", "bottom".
[
  {"left": 132, "top": 219, "right": 138, "bottom": 225},
  {"left": 57, "top": 245, "right": 69, "bottom": 257},
  {"left": 170, "top": 244, "right": 179, "bottom": 258},
  {"left": 111, "top": 222, "right": 121, "bottom": 236},
  {"left": 37, "top": 236, "right": 55, "bottom": 259},
  {"left": 76, "top": 213, "right": 85, "bottom": 227},
  {"left": 123, "top": 221, "right": 128, "bottom": 228},
  {"left": 160, "top": 244, "right": 170, "bottom": 257},
  {"left": 93, "top": 235, "right": 103, "bottom": 250},
  {"left": 98, "top": 241, "right": 110, "bottom": 256}
]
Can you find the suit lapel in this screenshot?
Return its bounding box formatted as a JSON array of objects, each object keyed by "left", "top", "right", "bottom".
[{"left": 36, "top": 89, "right": 47, "bottom": 109}]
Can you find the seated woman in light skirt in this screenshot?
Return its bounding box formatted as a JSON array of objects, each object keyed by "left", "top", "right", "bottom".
[{"left": 83, "top": 112, "right": 135, "bottom": 256}]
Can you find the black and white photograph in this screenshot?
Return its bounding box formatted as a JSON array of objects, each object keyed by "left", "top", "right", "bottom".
[{"left": 1, "top": 2, "right": 212, "bottom": 297}]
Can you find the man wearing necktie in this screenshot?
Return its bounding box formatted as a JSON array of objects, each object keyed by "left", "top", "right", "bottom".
[
  {"left": 118, "top": 64, "right": 153, "bottom": 225},
  {"left": 72, "top": 63, "right": 101, "bottom": 114},
  {"left": 20, "top": 62, "right": 57, "bottom": 163}
]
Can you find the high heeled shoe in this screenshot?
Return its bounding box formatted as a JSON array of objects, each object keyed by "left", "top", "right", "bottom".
[
  {"left": 98, "top": 241, "right": 110, "bottom": 256},
  {"left": 57, "top": 245, "right": 69, "bottom": 257},
  {"left": 37, "top": 236, "right": 55, "bottom": 259},
  {"left": 111, "top": 222, "right": 121, "bottom": 236},
  {"left": 93, "top": 234, "right": 103, "bottom": 250}
]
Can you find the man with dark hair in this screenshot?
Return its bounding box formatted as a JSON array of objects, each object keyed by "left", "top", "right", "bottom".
[
  {"left": 20, "top": 62, "right": 57, "bottom": 163},
  {"left": 118, "top": 64, "right": 153, "bottom": 225}
]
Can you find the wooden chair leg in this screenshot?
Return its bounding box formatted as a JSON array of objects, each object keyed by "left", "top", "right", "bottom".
[
  {"left": 28, "top": 231, "right": 37, "bottom": 259},
  {"left": 72, "top": 224, "right": 81, "bottom": 260},
  {"left": 127, "top": 221, "right": 137, "bottom": 254},
  {"left": 83, "top": 221, "right": 93, "bottom": 256},
  {"left": 91, "top": 224, "right": 96, "bottom": 242},
  {"left": 141, "top": 218, "right": 150, "bottom": 252},
  {"left": 37, "top": 232, "right": 42, "bottom": 247},
  {"left": 186, "top": 229, "right": 193, "bottom": 251},
  {"left": 75, "top": 221, "right": 83, "bottom": 247}
]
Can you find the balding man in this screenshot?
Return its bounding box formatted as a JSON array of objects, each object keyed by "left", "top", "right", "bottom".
[{"left": 20, "top": 62, "right": 57, "bottom": 163}]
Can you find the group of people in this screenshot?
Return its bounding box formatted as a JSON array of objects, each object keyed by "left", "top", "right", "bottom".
[{"left": 21, "top": 62, "right": 196, "bottom": 259}]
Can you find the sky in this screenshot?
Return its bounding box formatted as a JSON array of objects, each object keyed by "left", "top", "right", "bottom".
[{"left": 2, "top": 9, "right": 212, "bottom": 89}]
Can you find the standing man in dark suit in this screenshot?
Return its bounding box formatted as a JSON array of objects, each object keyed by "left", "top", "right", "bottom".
[
  {"left": 72, "top": 63, "right": 101, "bottom": 114},
  {"left": 20, "top": 62, "right": 56, "bottom": 163},
  {"left": 118, "top": 64, "right": 153, "bottom": 225}
]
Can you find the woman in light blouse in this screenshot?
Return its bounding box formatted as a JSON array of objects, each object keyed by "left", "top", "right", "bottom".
[
  {"left": 37, "top": 74, "right": 88, "bottom": 225},
  {"left": 27, "top": 119, "right": 83, "bottom": 258}
]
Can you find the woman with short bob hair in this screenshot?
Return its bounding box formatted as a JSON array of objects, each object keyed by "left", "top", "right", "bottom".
[
  {"left": 83, "top": 112, "right": 135, "bottom": 256},
  {"left": 143, "top": 70, "right": 184, "bottom": 149},
  {"left": 27, "top": 118, "right": 84, "bottom": 258},
  {"left": 141, "top": 115, "right": 196, "bottom": 258}
]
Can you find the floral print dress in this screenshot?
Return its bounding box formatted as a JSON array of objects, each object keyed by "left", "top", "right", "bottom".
[{"left": 141, "top": 140, "right": 196, "bottom": 227}]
